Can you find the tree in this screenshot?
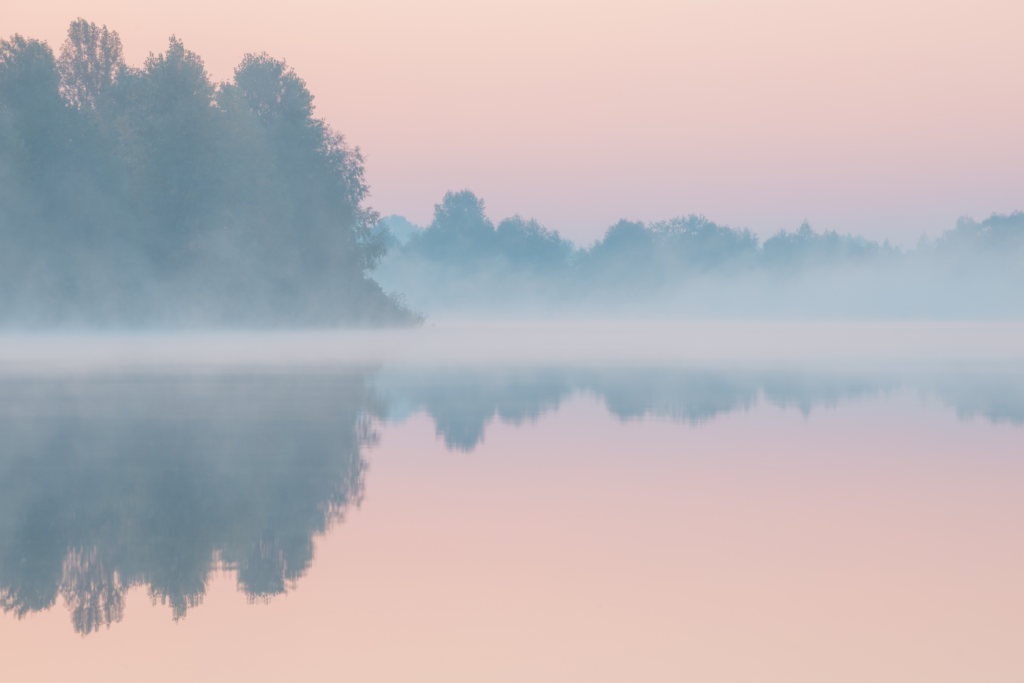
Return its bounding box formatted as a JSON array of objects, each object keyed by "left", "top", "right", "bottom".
[
  {"left": 652, "top": 215, "right": 759, "bottom": 272},
  {"left": 577, "top": 219, "right": 655, "bottom": 286},
  {"left": 495, "top": 215, "right": 572, "bottom": 272},
  {"left": 230, "top": 53, "right": 383, "bottom": 275},
  {"left": 410, "top": 190, "right": 497, "bottom": 263},
  {"left": 0, "top": 35, "right": 66, "bottom": 182},
  {"left": 57, "top": 18, "right": 124, "bottom": 111},
  {"left": 117, "top": 36, "right": 223, "bottom": 263}
]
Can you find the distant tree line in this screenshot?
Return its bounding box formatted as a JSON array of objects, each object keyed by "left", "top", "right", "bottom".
[
  {"left": 0, "top": 19, "right": 418, "bottom": 326},
  {"left": 378, "top": 190, "right": 1024, "bottom": 317},
  {"left": 388, "top": 189, "right": 1024, "bottom": 278}
]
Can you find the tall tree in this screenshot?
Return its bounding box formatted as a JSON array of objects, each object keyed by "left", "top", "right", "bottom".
[
  {"left": 57, "top": 18, "right": 124, "bottom": 111},
  {"left": 231, "top": 53, "right": 382, "bottom": 274},
  {"left": 410, "top": 190, "right": 497, "bottom": 263},
  {"left": 0, "top": 35, "right": 66, "bottom": 182},
  {"left": 118, "top": 36, "right": 222, "bottom": 263}
]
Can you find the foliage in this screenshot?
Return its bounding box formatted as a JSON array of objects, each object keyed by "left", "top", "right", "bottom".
[{"left": 0, "top": 20, "right": 418, "bottom": 326}]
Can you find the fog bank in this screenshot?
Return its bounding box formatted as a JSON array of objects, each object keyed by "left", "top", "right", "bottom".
[{"left": 0, "top": 321, "right": 1022, "bottom": 372}]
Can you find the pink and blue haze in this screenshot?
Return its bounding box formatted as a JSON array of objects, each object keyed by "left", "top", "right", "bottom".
[{"left": 4, "top": 0, "right": 1022, "bottom": 244}]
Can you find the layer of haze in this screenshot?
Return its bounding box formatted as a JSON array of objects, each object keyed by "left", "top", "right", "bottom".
[
  {"left": 5, "top": 0, "right": 1022, "bottom": 245},
  {"left": 2, "top": 322, "right": 1023, "bottom": 371}
]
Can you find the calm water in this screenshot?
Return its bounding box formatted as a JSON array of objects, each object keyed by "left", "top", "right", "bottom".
[{"left": 1, "top": 361, "right": 1023, "bottom": 681}]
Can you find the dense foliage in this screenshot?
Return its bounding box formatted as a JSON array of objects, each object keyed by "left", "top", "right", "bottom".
[{"left": 0, "top": 20, "right": 418, "bottom": 326}]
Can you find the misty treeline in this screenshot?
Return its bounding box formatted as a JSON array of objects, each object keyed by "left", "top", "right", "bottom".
[
  {"left": 3, "top": 21, "right": 1022, "bottom": 326},
  {"left": 379, "top": 192, "right": 1024, "bottom": 318},
  {"left": 0, "top": 20, "right": 418, "bottom": 326}
]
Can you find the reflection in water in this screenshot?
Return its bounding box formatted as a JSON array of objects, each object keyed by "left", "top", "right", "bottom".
[
  {"left": 926, "top": 374, "right": 1024, "bottom": 425},
  {"left": 0, "top": 365, "right": 1022, "bottom": 634},
  {"left": 375, "top": 369, "right": 573, "bottom": 451},
  {"left": 0, "top": 371, "right": 379, "bottom": 634},
  {"left": 376, "top": 367, "right": 1024, "bottom": 450}
]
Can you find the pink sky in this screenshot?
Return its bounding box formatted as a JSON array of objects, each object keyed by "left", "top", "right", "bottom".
[{"left": 4, "top": 0, "right": 1023, "bottom": 244}]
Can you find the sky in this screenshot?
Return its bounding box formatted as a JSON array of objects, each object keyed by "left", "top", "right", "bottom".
[{"left": 4, "top": 0, "right": 1023, "bottom": 245}]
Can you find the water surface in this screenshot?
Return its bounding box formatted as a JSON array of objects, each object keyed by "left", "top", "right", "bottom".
[{"left": 1, "top": 357, "right": 1023, "bottom": 681}]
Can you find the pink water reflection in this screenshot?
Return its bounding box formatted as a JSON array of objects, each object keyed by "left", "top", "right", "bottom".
[{"left": 2, "top": 391, "right": 1022, "bottom": 682}]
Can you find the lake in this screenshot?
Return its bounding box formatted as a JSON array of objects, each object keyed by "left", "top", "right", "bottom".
[{"left": 1, "top": 324, "right": 1023, "bottom": 682}]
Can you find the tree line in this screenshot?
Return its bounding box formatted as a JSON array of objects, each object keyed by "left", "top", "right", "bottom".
[
  {"left": 3, "top": 20, "right": 1022, "bottom": 324},
  {"left": 388, "top": 189, "right": 1024, "bottom": 278},
  {"left": 377, "top": 190, "right": 1024, "bottom": 317}
]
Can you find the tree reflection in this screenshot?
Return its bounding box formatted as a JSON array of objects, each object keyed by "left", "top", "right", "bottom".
[
  {"left": 0, "top": 371, "right": 378, "bottom": 633},
  {"left": 375, "top": 367, "right": 1024, "bottom": 450},
  {"left": 2, "top": 365, "right": 1021, "bottom": 634},
  {"left": 374, "top": 368, "right": 573, "bottom": 451},
  {"left": 61, "top": 548, "right": 127, "bottom": 635}
]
